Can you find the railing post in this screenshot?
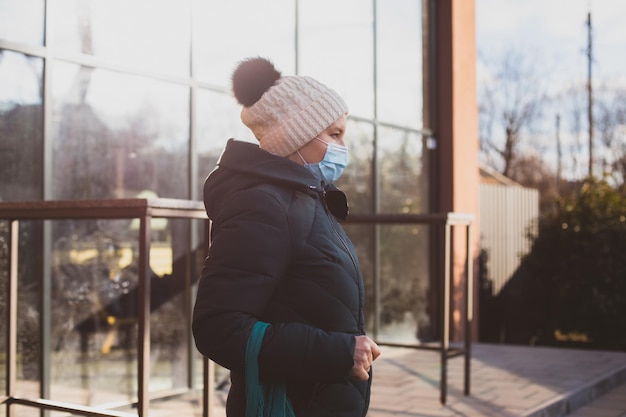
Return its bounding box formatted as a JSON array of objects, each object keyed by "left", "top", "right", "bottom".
[
  {"left": 441, "top": 222, "right": 452, "bottom": 405},
  {"left": 6, "top": 220, "right": 19, "bottom": 417},
  {"left": 464, "top": 223, "right": 473, "bottom": 396},
  {"left": 137, "top": 214, "right": 152, "bottom": 417}
]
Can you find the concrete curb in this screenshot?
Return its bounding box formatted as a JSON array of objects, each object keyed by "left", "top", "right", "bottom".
[{"left": 523, "top": 365, "right": 626, "bottom": 417}]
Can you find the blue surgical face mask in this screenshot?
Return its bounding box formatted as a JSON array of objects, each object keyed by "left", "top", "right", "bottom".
[{"left": 298, "top": 137, "right": 348, "bottom": 184}]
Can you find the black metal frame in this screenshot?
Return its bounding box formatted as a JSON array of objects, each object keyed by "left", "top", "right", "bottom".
[
  {"left": 1, "top": 198, "right": 209, "bottom": 417},
  {"left": 346, "top": 212, "right": 474, "bottom": 404},
  {"left": 1, "top": 199, "right": 473, "bottom": 415}
]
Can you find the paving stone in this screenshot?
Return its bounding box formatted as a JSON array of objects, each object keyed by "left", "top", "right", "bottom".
[{"left": 45, "top": 342, "right": 622, "bottom": 417}]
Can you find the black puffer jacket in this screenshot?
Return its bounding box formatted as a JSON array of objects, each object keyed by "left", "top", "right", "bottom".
[{"left": 192, "top": 139, "right": 371, "bottom": 417}]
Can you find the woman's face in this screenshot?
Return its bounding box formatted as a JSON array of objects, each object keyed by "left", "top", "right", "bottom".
[{"left": 289, "top": 115, "right": 347, "bottom": 165}]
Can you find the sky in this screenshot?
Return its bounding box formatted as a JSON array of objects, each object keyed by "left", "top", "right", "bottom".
[
  {"left": 476, "top": 0, "right": 626, "bottom": 88},
  {"left": 475, "top": 0, "right": 626, "bottom": 179}
]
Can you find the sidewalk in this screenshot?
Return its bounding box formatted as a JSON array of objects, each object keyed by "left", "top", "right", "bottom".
[
  {"left": 206, "top": 343, "right": 626, "bottom": 417},
  {"left": 367, "top": 343, "right": 626, "bottom": 417}
]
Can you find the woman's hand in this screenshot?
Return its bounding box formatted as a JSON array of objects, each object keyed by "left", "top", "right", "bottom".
[{"left": 350, "top": 336, "right": 381, "bottom": 381}]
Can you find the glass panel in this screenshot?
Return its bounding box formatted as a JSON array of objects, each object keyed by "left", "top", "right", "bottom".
[
  {"left": 0, "top": 0, "right": 45, "bottom": 45},
  {"left": 345, "top": 223, "right": 433, "bottom": 345},
  {"left": 50, "top": 0, "right": 191, "bottom": 77},
  {"left": 197, "top": 89, "right": 255, "bottom": 152},
  {"left": 8, "top": 221, "right": 44, "bottom": 402},
  {"left": 196, "top": 89, "right": 255, "bottom": 198},
  {"left": 45, "top": 217, "right": 198, "bottom": 410},
  {"left": 0, "top": 214, "right": 207, "bottom": 414},
  {"left": 48, "top": 219, "right": 139, "bottom": 406},
  {"left": 378, "top": 224, "right": 432, "bottom": 344},
  {"left": 193, "top": 0, "right": 295, "bottom": 86},
  {"left": 149, "top": 218, "right": 190, "bottom": 394},
  {"left": 337, "top": 119, "right": 374, "bottom": 214},
  {"left": 377, "top": 0, "right": 423, "bottom": 128},
  {"left": 378, "top": 127, "right": 426, "bottom": 213},
  {"left": 299, "top": 0, "right": 374, "bottom": 119},
  {"left": 0, "top": 50, "right": 43, "bottom": 201},
  {"left": 51, "top": 61, "right": 190, "bottom": 200}
]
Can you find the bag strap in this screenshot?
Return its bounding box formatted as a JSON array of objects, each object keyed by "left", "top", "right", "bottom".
[
  {"left": 246, "top": 321, "right": 270, "bottom": 417},
  {"left": 245, "top": 321, "right": 295, "bottom": 417}
]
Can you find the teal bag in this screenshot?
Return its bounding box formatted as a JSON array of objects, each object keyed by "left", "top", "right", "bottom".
[{"left": 245, "top": 321, "right": 296, "bottom": 417}]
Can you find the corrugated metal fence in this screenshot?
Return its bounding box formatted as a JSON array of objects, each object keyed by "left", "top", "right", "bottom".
[{"left": 479, "top": 184, "right": 539, "bottom": 295}]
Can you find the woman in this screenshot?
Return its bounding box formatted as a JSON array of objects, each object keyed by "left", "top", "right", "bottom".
[{"left": 192, "top": 57, "right": 380, "bottom": 416}]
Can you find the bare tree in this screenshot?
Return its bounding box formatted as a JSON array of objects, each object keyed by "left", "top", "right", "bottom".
[
  {"left": 594, "top": 87, "right": 626, "bottom": 184},
  {"left": 479, "top": 49, "right": 548, "bottom": 178},
  {"left": 558, "top": 85, "right": 587, "bottom": 180},
  {"left": 508, "top": 154, "right": 558, "bottom": 216}
]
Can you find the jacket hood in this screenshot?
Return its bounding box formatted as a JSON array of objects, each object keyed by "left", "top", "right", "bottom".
[{"left": 203, "top": 139, "right": 323, "bottom": 220}]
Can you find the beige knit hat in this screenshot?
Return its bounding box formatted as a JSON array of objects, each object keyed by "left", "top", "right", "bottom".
[{"left": 232, "top": 57, "right": 348, "bottom": 157}]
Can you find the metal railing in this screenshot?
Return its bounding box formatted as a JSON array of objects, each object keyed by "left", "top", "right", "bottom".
[
  {"left": 1, "top": 199, "right": 473, "bottom": 415},
  {"left": 1, "top": 198, "right": 209, "bottom": 417},
  {"left": 346, "top": 212, "right": 474, "bottom": 404}
]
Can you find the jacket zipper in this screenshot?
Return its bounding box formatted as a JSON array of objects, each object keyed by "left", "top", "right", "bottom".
[
  {"left": 314, "top": 184, "right": 365, "bottom": 335},
  {"left": 311, "top": 184, "right": 370, "bottom": 417}
]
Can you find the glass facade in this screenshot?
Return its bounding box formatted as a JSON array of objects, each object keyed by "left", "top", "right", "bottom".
[
  {"left": 0, "top": 0, "right": 431, "bottom": 415},
  {"left": 51, "top": 62, "right": 190, "bottom": 200},
  {"left": 0, "top": 50, "right": 43, "bottom": 201},
  {"left": 51, "top": 0, "right": 191, "bottom": 77},
  {"left": 0, "top": 0, "right": 44, "bottom": 46}
]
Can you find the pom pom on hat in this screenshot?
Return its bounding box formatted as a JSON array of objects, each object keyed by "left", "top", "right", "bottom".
[
  {"left": 232, "top": 57, "right": 281, "bottom": 107},
  {"left": 231, "top": 57, "right": 348, "bottom": 157}
]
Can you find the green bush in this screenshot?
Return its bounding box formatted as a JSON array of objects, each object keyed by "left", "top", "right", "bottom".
[{"left": 519, "top": 178, "right": 626, "bottom": 350}]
